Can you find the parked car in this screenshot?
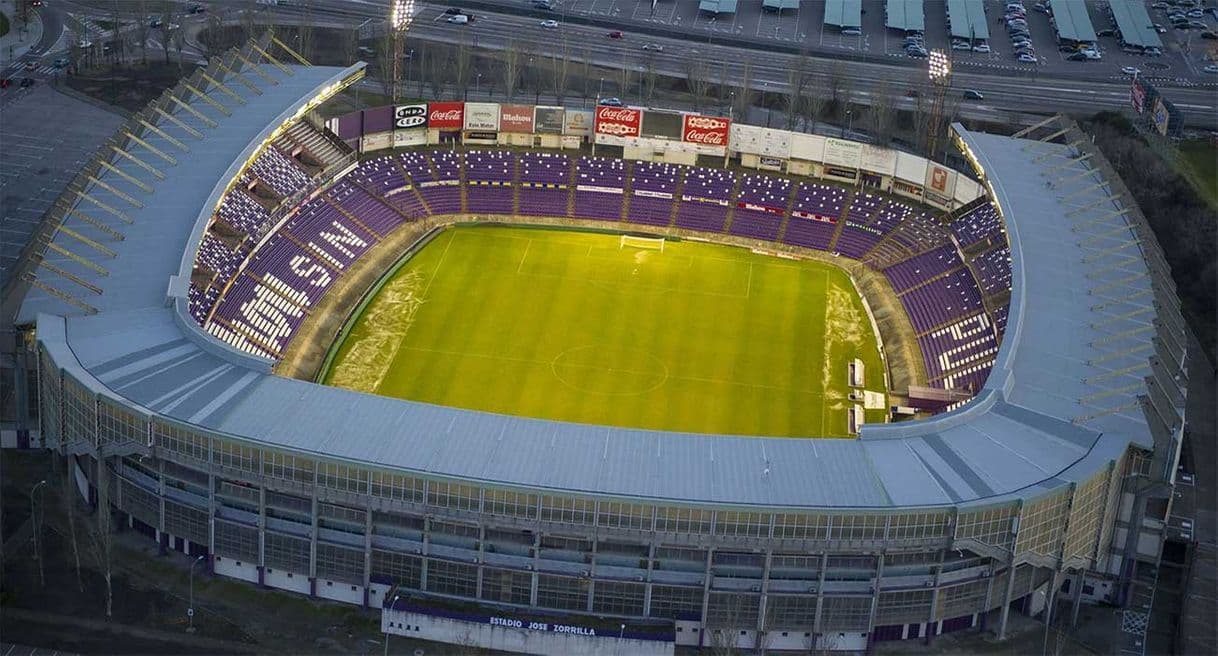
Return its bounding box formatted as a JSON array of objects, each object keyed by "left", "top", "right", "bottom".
[
  {"left": 1059, "top": 43, "right": 1079, "bottom": 52},
  {"left": 952, "top": 41, "right": 972, "bottom": 50},
  {"left": 1203, "top": 63, "right": 1218, "bottom": 73},
  {"left": 1096, "top": 28, "right": 1117, "bottom": 37},
  {"left": 1121, "top": 66, "right": 1141, "bottom": 75},
  {"left": 599, "top": 97, "right": 623, "bottom": 106},
  {"left": 1066, "top": 51, "right": 1091, "bottom": 61},
  {"left": 1186, "top": 9, "right": 1204, "bottom": 18},
  {"left": 187, "top": 4, "right": 205, "bottom": 14},
  {"left": 1189, "top": 20, "right": 1208, "bottom": 29},
  {"left": 1201, "top": 30, "right": 1218, "bottom": 39},
  {"left": 973, "top": 43, "right": 992, "bottom": 53},
  {"left": 841, "top": 27, "right": 862, "bottom": 35},
  {"left": 907, "top": 47, "right": 928, "bottom": 57},
  {"left": 963, "top": 89, "right": 985, "bottom": 100},
  {"left": 1017, "top": 53, "right": 1038, "bottom": 62},
  {"left": 1152, "top": 24, "right": 1167, "bottom": 33}
]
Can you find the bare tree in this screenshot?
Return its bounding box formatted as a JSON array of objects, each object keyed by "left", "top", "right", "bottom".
[
  {"left": 157, "top": 0, "right": 173, "bottom": 64},
  {"left": 426, "top": 48, "right": 446, "bottom": 100},
  {"left": 617, "top": 55, "right": 634, "bottom": 105},
  {"left": 297, "top": 0, "right": 315, "bottom": 62},
  {"left": 341, "top": 28, "right": 359, "bottom": 68},
  {"left": 60, "top": 458, "right": 84, "bottom": 591},
  {"left": 732, "top": 59, "right": 756, "bottom": 122},
  {"left": 715, "top": 61, "right": 731, "bottom": 113},
  {"left": 826, "top": 60, "right": 845, "bottom": 116},
  {"left": 684, "top": 57, "right": 712, "bottom": 112},
  {"left": 869, "top": 79, "right": 897, "bottom": 146},
  {"left": 201, "top": 13, "right": 225, "bottom": 60},
  {"left": 502, "top": 40, "right": 523, "bottom": 102},
  {"left": 87, "top": 459, "right": 115, "bottom": 618},
  {"left": 172, "top": 24, "right": 186, "bottom": 72},
  {"left": 134, "top": 1, "right": 152, "bottom": 65},
  {"left": 801, "top": 77, "right": 828, "bottom": 133},
  {"left": 580, "top": 46, "right": 592, "bottom": 104},
  {"left": 454, "top": 37, "right": 473, "bottom": 100},
  {"left": 549, "top": 40, "right": 571, "bottom": 106},
  {"left": 377, "top": 33, "right": 395, "bottom": 99},
  {"left": 641, "top": 52, "right": 658, "bottom": 106},
  {"left": 784, "top": 49, "right": 812, "bottom": 130}
]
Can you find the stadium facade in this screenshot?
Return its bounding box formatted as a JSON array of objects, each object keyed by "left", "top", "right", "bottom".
[{"left": 3, "top": 36, "right": 1188, "bottom": 653}]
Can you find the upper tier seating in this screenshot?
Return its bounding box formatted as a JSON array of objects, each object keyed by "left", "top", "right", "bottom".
[{"left": 951, "top": 201, "right": 1004, "bottom": 248}]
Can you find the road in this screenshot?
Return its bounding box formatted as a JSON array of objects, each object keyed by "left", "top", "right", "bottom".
[
  {"left": 11, "top": 0, "right": 1217, "bottom": 129},
  {"left": 227, "top": 0, "right": 1218, "bottom": 128},
  {"left": 0, "top": 2, "right": 64, "bottom": 107}
]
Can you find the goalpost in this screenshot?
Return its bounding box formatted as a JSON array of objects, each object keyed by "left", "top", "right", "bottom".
[{"left": 619, "top": 235, "right": 665, "bottom": 252}]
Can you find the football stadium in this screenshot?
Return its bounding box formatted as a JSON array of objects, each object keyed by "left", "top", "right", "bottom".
[{"left": 6, "top": 34, "right": 1189, "bottom": 654}]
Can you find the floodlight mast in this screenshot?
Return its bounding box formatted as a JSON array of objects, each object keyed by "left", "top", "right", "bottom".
[
  {"left": 926, "top": 49, "right": 953, "bottom": 163},
  {"left": 390, "top": 0, "right": 415, "bottom": 104}
]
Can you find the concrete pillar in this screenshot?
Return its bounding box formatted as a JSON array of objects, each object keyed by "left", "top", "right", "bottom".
[
  {"left": 257, "top": 485, "right": 267, "bottom": 587},
  {"left": 997, "top": 563, "right": 1017, "bottom": 640},
  {"left": 157, "top": 458, "right": 167, "bottom": 555},
  {"left": 812, "top": 553, "right": 827, "bottom": 641},
  {"left": 1070, "top": 570, "right": 1084, "bottom": 627},
  {"left": 642, "top": 542, "right": 656, "bottom": 616},
  {"left": 925, "top": 549, "right": 944, "bottom": 646},
  {"left": 528, "top": 530, "right": 539, "bottom": 606},
  {"left": 363, "top": 506, "right": 373, "bottom": 609},
  {"left": 698, "top": 548, "right": 714, "bottom": 648},
  {"left": 420, "top": 517, "right": 431, "bottom": 592},
  {"left": 865, "top": 552, "right": 885, "bottom": 652},
  {"left": 475, "top": 524, "right": 485, "bottom": 600}
]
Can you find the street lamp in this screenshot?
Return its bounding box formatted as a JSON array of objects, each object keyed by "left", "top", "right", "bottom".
[
  {"left": 476, "top": 71, "right": 482, "bottom": 99},
  {"left": 926, "top": 48, "right": 953, "bottom": 159},
  {"left": 389, "top": 0, "right": 416, "bottom": 104},
  {"left": 384, "top": 594, "right": 402, "bottom": 656},
  {"left": 30, "top": 480, "right": 46, "bottom": 587},
  {"left": 187, "top": 554, "right": 205, "bottom": 633}
]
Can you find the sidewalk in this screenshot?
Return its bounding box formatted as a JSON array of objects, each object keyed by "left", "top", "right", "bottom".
[{"left": 0, "top": 0, "right": 43, "bottom": 66}]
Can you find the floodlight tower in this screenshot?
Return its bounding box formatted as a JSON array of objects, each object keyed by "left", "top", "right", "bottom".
[
  {"left": 390, "top": 0, "right": 415, "bottom": 104},
  {"left": 926, "top": 49, "right": 952, "bottom": 160}
]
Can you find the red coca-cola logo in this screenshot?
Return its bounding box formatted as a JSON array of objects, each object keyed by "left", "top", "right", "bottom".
[
  {"left": 428, "top": 102, "right": 464, "bottom": 129},
  {"left": 595, "top": 106, "right": 641, "bottom": 137},
  {"left": 682, "top": 114, "right": 730, "bottom": 146}
]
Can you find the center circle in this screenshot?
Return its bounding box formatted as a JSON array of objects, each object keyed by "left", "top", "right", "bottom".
[{"left": 550, "top": 345, "right": 670, "bottom": 396}]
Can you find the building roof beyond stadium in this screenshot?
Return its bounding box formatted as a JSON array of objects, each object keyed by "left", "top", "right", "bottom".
[
  {"left": 1108, "top": 0, "right": 1162, "bottom": 49},
  {"left": 28, "top": 63, "right": 1179, "bottom": 511},
  {"left": 886, "top": 0, "right": 925, "bottom": 32}
]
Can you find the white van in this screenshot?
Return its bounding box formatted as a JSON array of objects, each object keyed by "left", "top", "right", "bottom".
[{"left": 447, "top": 14, "right": 469, "bottom": 24}]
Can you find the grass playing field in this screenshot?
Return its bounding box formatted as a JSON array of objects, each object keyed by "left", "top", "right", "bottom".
[{"left": 320, "top": 225, "right": 887, "bottom": 438}]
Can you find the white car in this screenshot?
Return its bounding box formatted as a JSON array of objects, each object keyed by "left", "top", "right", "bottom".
[
  {"left": 1121, "top": 66, "right": 1141, "bottom": 75},
  {"left": 951, "top": 42, "right": 972, "bottom": 50},
  {"left": 641, "top": 43, "right": 663, "bottom": 52},
  {"left": 973, "top": 44, "right": 992, "bottom": 53},
  {"left": 1017, "top": 53, "right": 1038, "bottom": 63},
  {"left": 1204, "top": 64, "right": 1218, "bottom": 73},
  {"left": 446, "top": 14, "right": 469, "bottom": 24},
  {"left": 540, "top": 19, "right": 558, "bottom": 28}
]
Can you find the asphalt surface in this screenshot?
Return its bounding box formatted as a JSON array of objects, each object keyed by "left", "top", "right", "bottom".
[{"left": 24, "top": 0, "right": 1217, "bottom": 128}]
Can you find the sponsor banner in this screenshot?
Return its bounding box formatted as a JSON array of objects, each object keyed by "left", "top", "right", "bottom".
[
  {"left": 594, "top": 106, "right": 642, "bottom": 138},
  {"left": 759, "top": 156, "right": 784, "bottom": 169},
  {"left": 498, "top": 104, "right": 534, "bottom": 133},
  {"left": 575, "top": 184, "right": 625, "bottom": 194},
  {"left": 463, "top": 102, "right": 500, "bottom": 131},
  {"left": 564, "top": 109, "right": 593, "bottom": 136},
  {"left": 1130, "top": 79, "right": 1147, "bottom": 115},
  {"left": 633, "top": 189, "right": 673, "bottom": 199},
  {"left": 860, "top": 144, "right": 897, "bottom": 176},
  {"left": 534, "top": 106, "right": 565, "bottom": 134},
  {"left": 736, "top": 201, "right": 784, "bottom": 216},
  {"left": 1151, "top": 98, "right": 1169, "bottom": 136},
  {"left": 792, "top": 210, "right": 836, "bottom": 223},
  {"left": 334, "top": 111, "right": 363, "bottom": 140},
  {"left": 363, "top": 106, "right": 394, "bottom": 134},
  {"left": 894, "top": 152, "right": 928, "bottom": 184},
  {"left": 789, "top": 133, "right": 825, "bottom": 162},
  {"left": 394, "top": 129, "right": 427, "bottom": 148},
  {"left": 641, "top": 110, "right": 682, "bottom": 139},
  {"left": 429, "top": 102, "right": 464, "bottom": 130},
  {"left": 682, "top": 114, "right": 731, "bottom": 148},
  {"left": 465, "top": 131, "right": 498, "bottom": 142},
  {"left": 361, "top": 132, "right": 393, "bottom": 152},
  {"left": 822, "top": 137, "right": 863, "bottom": 169},
  {"left": 394, "top": 104, "right": 428, "bottom": 129},
  {"left": 924, "top": 163, "right": 956, "bottom": 196}
]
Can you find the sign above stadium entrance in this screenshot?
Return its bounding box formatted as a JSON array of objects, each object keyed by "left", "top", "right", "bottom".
[{"left": 394, "top": 104, "right": 428, "bottom": 129}]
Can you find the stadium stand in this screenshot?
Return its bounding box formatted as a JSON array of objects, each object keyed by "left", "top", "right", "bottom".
[{"left": 574, "top": 156, "right": 628, "bottom": 221}]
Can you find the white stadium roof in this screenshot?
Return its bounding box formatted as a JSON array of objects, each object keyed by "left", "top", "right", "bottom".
[{"left": 26, "top": 47, "right": 1185, "bottom": 511}]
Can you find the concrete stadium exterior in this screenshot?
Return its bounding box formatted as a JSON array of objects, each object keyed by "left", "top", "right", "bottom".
[{"left": 7, "top": 37, "right": 1188, "bottom": 654}]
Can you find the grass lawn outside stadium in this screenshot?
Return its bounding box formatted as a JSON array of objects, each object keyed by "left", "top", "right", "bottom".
[{"left": 321, "top": 225, "right": 888, "bottom": 438}]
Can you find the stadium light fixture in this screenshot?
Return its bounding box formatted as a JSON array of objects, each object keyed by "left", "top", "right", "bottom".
[
  {"left": 391, "top": 0, "right": 415, "bottom": 32},
  {"left": 928, "top": 49, "right": 950, "bottom": 84}
]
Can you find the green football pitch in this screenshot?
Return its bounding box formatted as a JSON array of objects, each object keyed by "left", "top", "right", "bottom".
[{"left": 320, "top": 225, "right": 887, "bottom": 438}]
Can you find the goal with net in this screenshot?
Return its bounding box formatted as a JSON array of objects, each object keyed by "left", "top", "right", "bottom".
[{"left": 620, "top": 235, "right": 665, "bottom": 252}]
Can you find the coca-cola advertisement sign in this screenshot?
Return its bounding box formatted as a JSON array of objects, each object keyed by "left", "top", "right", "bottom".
[
  {"left": 499, "top": 104, "right": 534, "bottom": 133},
  {"left": 394, "top": 104, "right": 428, "bottom": 129},
  {"left": 594, "top": 106, "right": 642, "bottom": 138},
  {"left": 682, "top": 114, "right": 731, "bottom": 146},
  {"left": 428, "top": 102, "right": 465, "bottom": 130}
]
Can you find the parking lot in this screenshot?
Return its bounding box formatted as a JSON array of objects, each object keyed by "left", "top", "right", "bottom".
[{"left": 482, "top": 0, "right": 1218, "bottom": 84}]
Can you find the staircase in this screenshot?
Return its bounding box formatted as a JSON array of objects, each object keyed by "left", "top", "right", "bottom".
[
  {"left": 565, "top": 157, "right": 579, "bottom": 218},
  {"left": 281, "top": 121, "right": 352, "bottom": 173},
  {"left": 620, "top": 160, "right": 635, "bottom": 223},
  {"left": 392, "top": 156, "right": 432, "bottom": 217},
  {"left": 826, "top": 190, "right": 855, "bottom": 252},
  {"left": 773, "top": 179, "right": 802, "bottom": 243},
  {"left": 512, "top": 154, "right": 523, "bottom": 216},
  {"left": 664, "top": 166, "right": 687, "bottom": 228},
  {"left": 719, "top": 174, "right": 745, "bottom": 234}
]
